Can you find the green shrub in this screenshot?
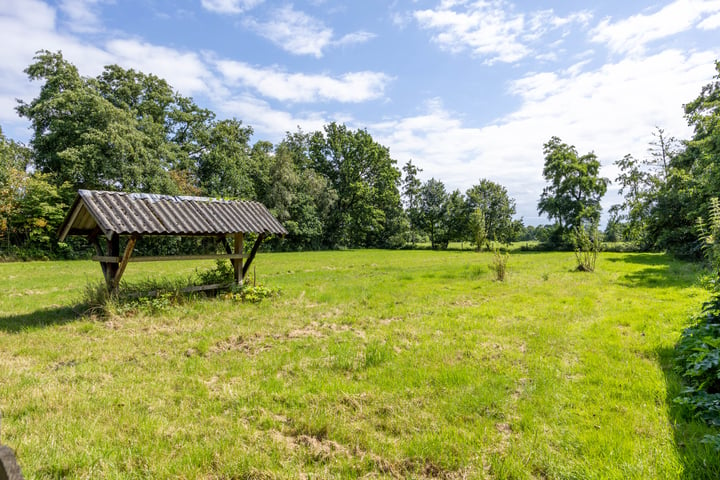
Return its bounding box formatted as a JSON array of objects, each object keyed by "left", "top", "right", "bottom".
[
  {"left": 572, "top": 225, "right": 601, "bottom": 272},
  {"left": 195, "top": 260, "right": 235, "bottom": 285},
  {"left": 222, "top": 284, "right": 280, "bottom": 303}
]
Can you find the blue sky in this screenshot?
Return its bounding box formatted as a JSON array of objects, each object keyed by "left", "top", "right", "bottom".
[{"left": 1, "top": 0, "right": 720, "bottom": 224}]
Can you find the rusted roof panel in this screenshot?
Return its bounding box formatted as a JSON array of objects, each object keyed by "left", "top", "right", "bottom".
[{"left": 58, "top": 190, "right": 288, "bottom": 241}]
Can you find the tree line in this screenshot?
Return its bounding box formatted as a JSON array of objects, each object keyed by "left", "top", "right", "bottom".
[
  {"left": 1, "top": 51, "right": 719, "bottom": 259},
  {"left": 0, "top": 51, "right": 524, "bottom": 258}
]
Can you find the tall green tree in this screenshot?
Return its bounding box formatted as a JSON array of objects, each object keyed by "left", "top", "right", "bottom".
[
  {"left": 468, "top": 208, "right": 487, "bottom": 251},
  {"left": 418, "top": 178, "right": 449, "bottom": 249},
  {"left": 644, "top": 61, "right": 720, "bottom": 257},
  {"left": 0, "top": 126, "right": 30, "bottom": 187},
  {"left": 466, "top": 179, "right": 517, "bottom": 246},
  {"left": 402, "top": 160, "right": 423, "bottom": 245},
  {"left": 16, "top": 50, "right": 214, "bottom": 194},
  {"left": 195, "top": 119, "right": 255, "bottom": 199},
  {"left": 610, "top": 127, "right": 679, "bottom": 245},
  {"left": 307, "top": 123, "right": 403, "bottom": 247},
  {"left": 445, "top": 189, "right": 470, "bottom": 248},
  {"left": 0, "top": 127, "right": 32, "bottom": 249},
  {"left": 262, "top": 142, "right": 337, "bottom": 250},
  {"left": 537, "top": 137, "right": 609, "bottom": 234}
]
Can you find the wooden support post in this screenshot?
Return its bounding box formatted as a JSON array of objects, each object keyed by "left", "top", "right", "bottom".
[
  {"left": 111, "top": 234, "right": 138, "bottom": 290},
  {"left": 243, "top": 232, "right": 266, "bottom": 279},
  {"left": 87, "top": 228, "right": 108, "bottom": 283},
  {"left": 105, "top": 234, "right": 120, "bottom": 290},
  {"left": 234, "top": 233, "right": 244, "bottom": 285}
]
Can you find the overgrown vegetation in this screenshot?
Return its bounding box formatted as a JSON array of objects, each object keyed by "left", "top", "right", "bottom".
[
  {"left": 81, "top": 260, "right": 279, "bottom": 317},
  {"left": 675, "top": 291, "right": 720, "bottom": 437},
  {"left": 674, "top": 198, "right": 720, "bottom": 447}
]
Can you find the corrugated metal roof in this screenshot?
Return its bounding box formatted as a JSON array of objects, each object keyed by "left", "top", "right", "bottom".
[{"left": 58, "top": 190, "right": 288, "bottom": 241}]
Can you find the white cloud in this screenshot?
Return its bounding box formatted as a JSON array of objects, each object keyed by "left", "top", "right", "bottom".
[
  {"left": 0, "top": 0, "right": 374, "bottom": 145},
  {"left": 244, "top": 5, "right": 373, "bottom": 57},
  {"left": 370, "top": 50, "right": 719, "bottom": 223},
  {"left": 591, "top": 0, "right": 720, "bottom": 54},
  {"left": 413, "top": 0, "right": 591, "bottom": 64},
  {"left": 698, "top": 11, "right": 720, "bottom": 29},
  {"left": 105, "top": 40, "right": 213, "bottom": 96},
  {"left": 200, "top": 0, "right": 263, "bottom": 14},
  {"left": 0, "top": 0, "right": 114, "bottom": 128},
  {"left": 215, "top": 60, "right": 391, "bottom": 103},
  {"left": 335, "top": 31, "right": 376, "bottom": 47},
  {"left": 245, "top": 5, "right": 332, "bottom": 57},
  {"left": 58, "top": 0, "right": 105, "bottom": 33},
  {"left": 215, "top": 95, "right": 330, "bottom": 138}
]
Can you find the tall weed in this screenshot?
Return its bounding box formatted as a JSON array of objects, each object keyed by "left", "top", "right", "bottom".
[{"left": 489, "top": 244, "right": 509, "bottom": 281}]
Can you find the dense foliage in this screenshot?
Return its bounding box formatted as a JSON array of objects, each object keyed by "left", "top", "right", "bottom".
[
  {"left": 1, "top": 51, "right": 524, "bottom": 258},
  {"left": 609, "top": 62, "right": 720, "bottom": 258},
  {"left": 675, "top": 285, "right": 720, "bottom": 451},
  {"left": 674, "top": 198, "right": 720, "bottom": 446}
]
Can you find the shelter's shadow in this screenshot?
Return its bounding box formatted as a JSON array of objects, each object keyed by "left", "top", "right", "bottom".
[{"left": 0, "top": 305, "right": 83, "bottom": 333}]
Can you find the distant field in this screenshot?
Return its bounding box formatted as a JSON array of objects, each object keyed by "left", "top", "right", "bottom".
[{"left": 1, "top": 250, "right": 718, "bottom": 479}]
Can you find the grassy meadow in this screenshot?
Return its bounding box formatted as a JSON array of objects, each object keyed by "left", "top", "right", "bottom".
[{"left": 1, "top": 249, "right": 719, "bottom": 479}]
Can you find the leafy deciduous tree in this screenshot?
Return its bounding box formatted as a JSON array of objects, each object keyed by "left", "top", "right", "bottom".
[
  {"left": 402, "top": 160, "right": 423, "bottom": 245},
  {"left": 307, "top": 123, "right": 403, "bottom": 248},
  {"left": 537, "top": 136, "right": 609, "bottom": 236},
  {"left": 466, "top": 178, "right": 516, "bottom": 247},
  {"left": 418, "top": 178, "right": 449, "bottom": 249}
]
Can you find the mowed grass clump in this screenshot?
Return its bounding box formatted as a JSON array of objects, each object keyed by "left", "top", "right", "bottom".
[{"left": 0, "top": 250, "right": 718, "bottom": 479}]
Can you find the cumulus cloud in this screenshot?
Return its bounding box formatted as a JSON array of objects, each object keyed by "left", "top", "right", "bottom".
[
  {"left": 215, "top": 60, "right": 391, "bottom": 103},
  {"left": 214, "top": 94, "right": 332, "bottom": 138},
  {"left": 0, "top": 0, "right": 376, "bottom": 143},
  {"left": 370, "top": 50, "right": 718, "bottom": 223},
  {"left": 244, "top": 5, "right": 374, "bottom": 57},
  {"left": 244, "top": 5, "right": 332, "bottom": 57},
  {"left": 335, "top": 31, "right": 376, "bottom": 47},
  {"left": 105, "top": 40, "right": 213, "bottom": 96},
  {"left": 413, "top": 0, "right": 591, "bottom": 64},
  {"left": 591, "top": 0, "right": 720, "bottom": 54},
  {"left": 58, "top": 0, "right": 107, "bottom": 33}
]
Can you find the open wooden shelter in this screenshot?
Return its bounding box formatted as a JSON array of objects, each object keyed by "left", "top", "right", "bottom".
[{"left": 58, "top": 190, "right": 287, "bottom": 291}]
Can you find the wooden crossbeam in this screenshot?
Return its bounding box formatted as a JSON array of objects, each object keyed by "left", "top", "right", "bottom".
[
  {"left": 92, "top": 253, "right": 250, "bottom": 263},
  {"left": 87, "top": 231, "right": 271, "bottom": 293}
]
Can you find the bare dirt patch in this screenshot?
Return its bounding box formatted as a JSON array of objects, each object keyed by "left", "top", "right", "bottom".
[{"left": 210, "top": 334, "right": 269, "bottom": 356}]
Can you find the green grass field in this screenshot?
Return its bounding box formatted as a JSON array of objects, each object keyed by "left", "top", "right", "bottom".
[{"left": 1, "top": 249, "right": 718, "bottom": 479}]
